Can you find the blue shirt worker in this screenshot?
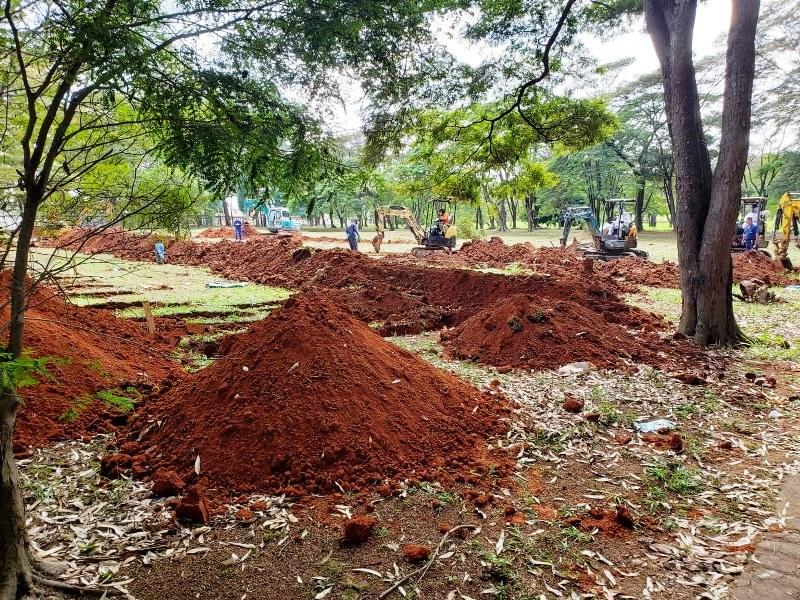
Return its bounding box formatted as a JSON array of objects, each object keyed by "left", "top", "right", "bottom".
[
  {"left": 233, "top": 218, "right": 244, "bottom": 241},
  {"left": 346, "top": 219, "right": 360, "bottom": 251},
  {"left": 743, "top": 216, "right": 758, "bottom": 250},
  {"left": 154, "top": 242, "right": 166, "bottom": 264}
]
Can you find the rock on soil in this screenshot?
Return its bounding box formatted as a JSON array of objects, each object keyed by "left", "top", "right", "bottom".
[
  {"left": 151, "top": 468, "right": 186, "bottom": 498},
  {"left": 342, "top": 516, "right": 377, "bottom": 544},
  {"left": 132, "top": 293, "right": 511, "bottom": 495},
  {"left": 175, "top": 485, "right": 210, "bottom": 524},
  {"left": 402, "top": 544, "right": 431, "bottom": 563}
]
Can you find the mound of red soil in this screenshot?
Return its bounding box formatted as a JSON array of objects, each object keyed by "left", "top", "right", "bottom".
[
  {"left": 601, "top": 258, "right": 681, "bottom": 288},
  {"left": 440, "top": 293, "right": 681, "bottom": 371},
  {"left": 2, "top": 272, "right": 177, "bottom": 453},
  {"left": 732, "top": 251, "right": 796, "bottom": 285},
  {"left": 131, "top": 294, "right": 510, "bottom": 495},
  {"left": 196, "top": 224, "right": 260, "bottom": 239}
]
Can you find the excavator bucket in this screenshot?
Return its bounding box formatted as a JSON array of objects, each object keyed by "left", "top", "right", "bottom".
[{"left": 410, "top": 246, "right": 450, "bottom": 258}]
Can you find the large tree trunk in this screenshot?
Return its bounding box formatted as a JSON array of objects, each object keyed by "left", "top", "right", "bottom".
[
  {"left": 0, "top": 199, "right": 38, "bottom": 598},
  {"left": 221, "top": 197, "right": 232, "bottom": 227},
  {"left": 644, "top": 0, "right": 758, "bottom": 345},
  {"left": 525, "top": 194, "right": 538, "bottom": 231},
  {"left": 497, "top": 199, "right": 508, "bottom": 232},
  {"left": 0, "top": 390, "right": 32, "bottom": 599}
]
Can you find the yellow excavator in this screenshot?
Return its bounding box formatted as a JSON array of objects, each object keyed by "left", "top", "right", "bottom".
[
  {"left": 771, "top": 192, "right": 800, "bottom": 269},
  {"left": 372, "top": 201, "right": 457, "bottom": 257}
]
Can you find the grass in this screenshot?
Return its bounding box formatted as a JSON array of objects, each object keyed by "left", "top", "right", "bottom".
[
  {"left": 31, "top": 248, "right": 290, "bottom": 322},
  {"left": 96, "top": 388, "right": 137, "bottom": 412},
  {"left": 646, "top": 461, "right": 704, "bottom": 496},
  {"left": 630, "top": 285, "right": 800, "bottom": 363}
]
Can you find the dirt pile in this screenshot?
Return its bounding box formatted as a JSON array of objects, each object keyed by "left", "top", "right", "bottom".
[
  {"left": 423, "top": 238, "right": 681, "bottom": 290},
  {"left": 2, "top": 273, "right": 177, "bottom": 452},
  {"left": 440, "top": 293, "right": 678, "bottom": 371},
  {"left": 131, "top": 294, "right": 510, "bottom": 495},
  {"left": 196, "top": 224, "right": 261, "bottom": 239},
  {"left": 732, "top": 251, "right": 796, "bottom": 286}
]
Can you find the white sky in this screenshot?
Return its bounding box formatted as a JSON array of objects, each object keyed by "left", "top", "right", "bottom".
[{"left": 328, "top": 0, "right": 733, "bottom": 132}]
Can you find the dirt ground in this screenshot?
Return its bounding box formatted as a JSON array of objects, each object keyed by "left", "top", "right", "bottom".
[{"left": 15, "top": 231, "right": 800, "bottom": 600}]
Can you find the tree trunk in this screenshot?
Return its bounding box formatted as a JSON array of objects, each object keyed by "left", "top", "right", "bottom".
[
  {"left": 635, "top": 177, "right": 646, "bottom": 230},
  {"left": 509, "top": 198, "right": 518, "bottom": 229},
  {"left": 1, "top": 197, "right": 39, "bottom": 598},
  {"left": 645, "top": 0, "right": 759, "bottom": 345},
  {"left": 221, "top": 197, "right": 232, "bottom": 227},
  {"left": 475, "top": 206, "right": 483, "bottom": 230},
  {"left": 525, "top": 195, "right": 537, "bottom": 231},
  {"left": 0, "top": 390, "right": 32, "bottom": 599},
  {"left": 497, "top": 199, "right": 508, "bottom": 232}
]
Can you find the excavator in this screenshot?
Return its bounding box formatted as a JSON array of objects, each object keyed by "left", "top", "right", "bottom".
[
  {"left": 733, "top": 196, "right": 769, "bottom": 253},
  {"left": 559, "top": 199, "right": 647, "bottom": 260},
  {"left": 372, "top": 201, "right": 457, "bottom": 257},
  {"left": 771, "top": 192, "right": 800, "bottom": 269}
]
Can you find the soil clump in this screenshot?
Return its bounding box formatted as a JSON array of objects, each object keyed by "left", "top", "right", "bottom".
[{"left": 130, "top": 294, "right": 511, "bottom": 495}]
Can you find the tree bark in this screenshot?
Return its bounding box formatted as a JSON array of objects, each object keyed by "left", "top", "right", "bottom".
[
  {"left": 497, "top": 199, "right": 508, "bottom": 232},
  {"left": 509, "top": 198, "right": 518, "bottom": 229},
  {"left": 0, "top": 390, "right": 32, "bottom": 599},
  {"left": 635, "top": 177, "right": 646, "bottom": 231},
  {"left": 221, "top": 197, "right": 232, "bottom": 227},
  {"left": 1, "top": 194, "right": 39, "bottom": 598},
  {"left": 644, "top": 0, "right": 759, "bottom": 345}
]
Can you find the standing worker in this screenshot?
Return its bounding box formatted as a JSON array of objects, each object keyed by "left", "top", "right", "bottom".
[
  {"left": 743, "top": 216, "right": 758, "bottom": 250},
  {"left": 346, "top": 219, "right": 360, "bottom": 252},
  {"left": 233, "top": 218, "right": 244, "bottom": 241},
  {"left": 154, "top": 242, "right": 166, "bottom": 264}
]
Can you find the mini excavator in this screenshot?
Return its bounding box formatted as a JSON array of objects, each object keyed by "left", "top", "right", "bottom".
[
  {"left": 771, "top": 192, "right": 800, "bottom": 269},
  {"left": 559, "top": 199, "right": 647, "bottom": 260},
  {"left": 372, "top": 200, "right": 457, "bottom": 257}
]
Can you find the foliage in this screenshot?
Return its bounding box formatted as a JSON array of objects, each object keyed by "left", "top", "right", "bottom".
[{"left": 0, "top": 353, "right": 56, "bottom": 392}]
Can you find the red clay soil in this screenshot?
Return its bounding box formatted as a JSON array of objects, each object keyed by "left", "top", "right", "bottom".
[
  {"left": 439, "top": 292, "right": 681, "bottom": 371},
  {"left": 2, "top": 272, "right": 177, "bottom": 453},
  {"left": 45, "top": 230, "right": 690, "bottom": 369},
  {"left": 130, "top": 294, "right": 511, "bottom": 495},
  {"left": 196, "top": 224, "right": 261, "bottom": 239},
  {"left": 732, "top": 251, "right": 797, "bottom": 286},
  {"left": 426, "top": 237, "right": 798, "bottom": 289}
]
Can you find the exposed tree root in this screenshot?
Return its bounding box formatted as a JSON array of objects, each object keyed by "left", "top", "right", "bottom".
[{"left": 31, "top": 571, "right": 117, "bottom": 598}]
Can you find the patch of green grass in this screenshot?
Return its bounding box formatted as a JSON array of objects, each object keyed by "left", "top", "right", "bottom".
[
  {"left": 674, "top": 401, "right": 698, "bottom": 420},
  {"left": 646, "top": 461, "right": 704, "bottom": 496},
  {"left": 560, "top": 525, "right": 593, "bottom": 547},
  {"left": 597, "top": 400, "right": 621, "bottom": 426},
  {"left": 479, "top": 551, "right": 514, "bottom": 582},
  {"left": 96, "top": 388, "right": 138, "bottom": 412},
  {"left": 84, "top": 358, "right": 110, "bottom": 380},
  {"left": 59, "top": 394, "right": 93, "bottom": 422}
]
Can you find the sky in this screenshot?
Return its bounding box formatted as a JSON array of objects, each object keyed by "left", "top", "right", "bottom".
[{"left": 328, "top": 0, "right": 733, "bottom": 132}]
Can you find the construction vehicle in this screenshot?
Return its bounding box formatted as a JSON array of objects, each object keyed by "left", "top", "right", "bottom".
[
  {"left": 372, "top": 200, "right": 457, "bottom": 257},
  {"left": 559, "top": 199, "right": 647, "bottom": 260},
  {"left": 771, "top": 192, "right": 800, "bottom": 269},
  {"left": 733, "top": 196, "right": 769, "bottom": 253},
  {"left": 266, "top": 206, "right": 300, "bottom": 234}
]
